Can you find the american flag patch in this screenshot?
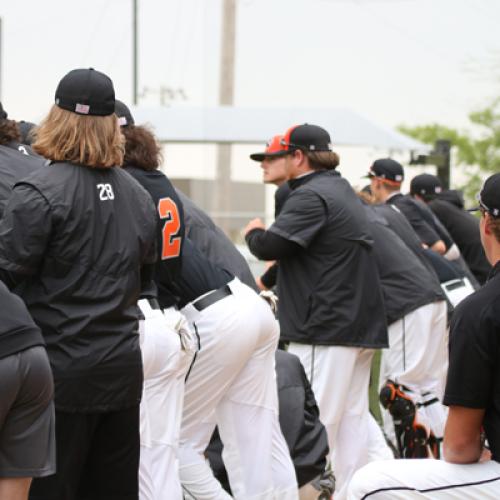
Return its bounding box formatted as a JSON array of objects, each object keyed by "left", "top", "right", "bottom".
[{"left": 75, "top": 103, "right": 90, "bottom": 114}]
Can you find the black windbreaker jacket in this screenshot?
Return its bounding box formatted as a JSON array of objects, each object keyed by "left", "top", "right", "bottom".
[
  {"left": 0, "top": 142, "right": 44, "bottom": 218},
  {"left": 0, "top": 161, "right": 157, "bottom": 412}
]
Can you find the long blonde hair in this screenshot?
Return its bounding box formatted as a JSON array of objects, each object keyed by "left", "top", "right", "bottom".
[{"left": 33, "top": 105, "right": 124, "bottom": 168}]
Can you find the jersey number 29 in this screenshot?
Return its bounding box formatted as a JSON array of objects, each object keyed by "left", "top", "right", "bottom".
[{"left": 158, "top": 197, "right": 181, "bottom": 260}]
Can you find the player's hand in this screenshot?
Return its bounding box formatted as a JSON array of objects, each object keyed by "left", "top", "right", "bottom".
[
  {"left": 243, "top": 218, "right": 265, "bottom": 236},
  {"left": 256, "top": 276, "right": 268, "bottom": 291}
]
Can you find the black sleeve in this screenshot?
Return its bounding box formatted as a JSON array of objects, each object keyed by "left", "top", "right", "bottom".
[
  {"left": 0, "top": 268, "right": 21, "bottom": 289},
  {"left": 260, "top": 262, "right": 278, "bottom": 289},
  {"left": 246, "top": 229, "right": 302, "bottom": 261},
  {"left": 0, "top": 184, "right": 52, "bottom": 275},
  {"left": 393, "top": 199, "right": 442, "bottom": 247},
  {"left": 443, "top": 299, "right": 496, "bottom": 408}
]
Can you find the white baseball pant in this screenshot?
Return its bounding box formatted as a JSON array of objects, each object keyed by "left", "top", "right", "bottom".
[
  {"left": 138, "top": 301, "right": 196, "bottom": 500},
  {"left": 179, "top": 278, "right": 298, "bottom": 500},
  {"left": 347, "top": 458, "right": 500, "bottom": 499},
  {"left": 379, "top": 301, "right": 449, "bottom": 445},
  {"left": 287, "top": 344, "right": 375, "bottom": 500}
]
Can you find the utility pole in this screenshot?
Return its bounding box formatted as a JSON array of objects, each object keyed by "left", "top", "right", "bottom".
[
  {"left": 132, "top": 0, "right": 138, "bottom": 105},
  {"left": 410, "top": 139, "right": 452, "bottom": 189},
  {"left": 214, "top": 0, "right": 236, "bottom": 233}
]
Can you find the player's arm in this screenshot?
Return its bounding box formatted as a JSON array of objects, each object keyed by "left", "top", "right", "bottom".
[
  {"left": 0, "top": 183, "right": 51, "bottom": 278},
  {"left": 245, "top": 227, "right": 301, "bottom": 261},
  {"left": 443, "top": 406, "right": 485, "bottom": 464},
  {"left": 258, "top": 262, "right": 278, "bottom": 290},
  {"left": 246, "top": 189, "right": 327, "bottom": 261}
]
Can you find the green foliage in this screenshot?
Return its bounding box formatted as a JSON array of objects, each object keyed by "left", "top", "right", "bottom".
[{"left": 398, "top": 98, "right": 500, "bottom": 204}]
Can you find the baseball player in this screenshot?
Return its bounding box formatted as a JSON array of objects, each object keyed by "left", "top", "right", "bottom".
[
  {"left": 170, "top": 237, "right": 298, "bottom": 499},
  {"left": 115, "top": 100, "right": 195, "bottom": 500},
  {"left": 0, "top": 68, "right": 158, "bottom": 500},
  {"left": 174, "top": 188, "right": 332, "bottom": 498},
  {"left": 361, "top": 202, "right": 448, "bottom": 457},
  {"left": 367, "top": 159, "right": 480, "bottom": 283},
  {"left": 348, "top": 173, "right": 500, "bottom": 499},
  {"left": 116, "top": 101, "right": 297, "bottom": 499},
  {"left": 410, "top": 173, "right": 491, "bottom": 284},
  {"left": 245, "top": 124, "right": 388, "bottom": 500}
]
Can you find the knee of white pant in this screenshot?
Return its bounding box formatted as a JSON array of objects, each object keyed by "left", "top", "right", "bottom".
[
  {"left": 347, "top": 460, "right": 401, "bottom": 499},
  {"left": 179, "top": 461, "right": 232, "bottom": 500},
  {"left": 347, "top": 462, "right": 380, "bottom": 499}
]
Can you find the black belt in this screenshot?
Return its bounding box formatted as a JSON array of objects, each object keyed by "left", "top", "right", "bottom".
[{"left": 193, "top": 285, "right": 232, "bottom": 311}]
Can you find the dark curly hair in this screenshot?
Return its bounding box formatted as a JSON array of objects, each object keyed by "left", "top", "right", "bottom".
[
  {"left": 122, "top": 124, "right": 162, "bottom": 170},
  {"left": 0, "top": 119, "right": 21, "bottom": 145}
]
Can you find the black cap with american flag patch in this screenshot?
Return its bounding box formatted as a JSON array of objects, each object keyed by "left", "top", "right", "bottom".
[{"left": 55, "top": 68, "right": 115, "bottom": 116}]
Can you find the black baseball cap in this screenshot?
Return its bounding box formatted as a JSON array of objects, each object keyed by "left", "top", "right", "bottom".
[
  {"left": 115, "top": 99, "right": 135, "bottom": 127},
  {"left": 410, "top": 173, "right": 442, "bottom": 196},
  {"left": 366, "top": 158, "right": 404, "bottom": 183},
  {"left": 55, "top": 68, "right": 115, "bottom": 116},
  {"left": 0, "top": 102, "right": 7, "bottom": 120},
  {"left": 470, "top": 173, "right": 500, "bottom": 218},
  {"left": 281, "top": 124, "right": 332, "bottom": 152}
]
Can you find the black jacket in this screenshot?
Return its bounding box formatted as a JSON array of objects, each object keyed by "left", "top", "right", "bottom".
[
  {"left": 176, "top": 189, "right": 258, "bottom": 292},
  {"left": 428, "top": 193, "right": 491, "bottom": 284},
  {"left": 249, "top": 171, "right": 387, "bottom": 348},
  {"left": 124, "top": 165, "right": 185, "bottom": 308},
  {"left": 387, "top": 193, "right": 454, "bottom": 249},
  {"left": 0, "top": 142, "right": 44, "bottom": 218},
  {"left": 364, "top": 205, "right": 444, "bottom": 324},
  {"left": 0, "top": 162, "right": 157, "bottom": 412}
]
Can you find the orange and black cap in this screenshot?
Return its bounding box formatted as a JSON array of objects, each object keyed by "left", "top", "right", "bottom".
[
  {"left": 250, "top": 135, "right": 288, "bottom": 162},
  {"left": 366, "top": 158, "right": 404, "bottom": 184},
  {"left": 280, "top": 123, "right": 332, "bottom": 152}
]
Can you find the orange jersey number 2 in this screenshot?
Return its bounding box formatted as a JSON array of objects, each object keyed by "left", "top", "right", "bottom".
[{"left": 158, "top": 197, "right": 181, "bottom": 260}]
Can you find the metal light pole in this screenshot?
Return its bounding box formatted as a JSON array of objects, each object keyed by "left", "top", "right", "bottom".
[
  {"left": 214, "top": 0, "right": 236, "bottom": 233},
  {"left": 132, "top": 0, "right": 138, "bottom": 105}
]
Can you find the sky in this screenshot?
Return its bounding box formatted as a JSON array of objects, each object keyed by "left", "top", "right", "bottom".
[{"left": 0, "top": 0, "right": 499, "bottom": 192}]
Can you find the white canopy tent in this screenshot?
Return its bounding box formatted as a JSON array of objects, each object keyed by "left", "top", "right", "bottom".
[{"left": 130, "top": 106, "right": 429, "bottom": 151}]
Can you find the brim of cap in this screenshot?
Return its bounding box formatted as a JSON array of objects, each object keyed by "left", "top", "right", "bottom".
[
  {"left": 363, "top": 172, "right": 375, "bottom": 179},
  {"left": 467, "top": 206, "right": 481, "bottom": 213},
  {"left": 249, "top": 151, "right": 287, "bottom": 162}
]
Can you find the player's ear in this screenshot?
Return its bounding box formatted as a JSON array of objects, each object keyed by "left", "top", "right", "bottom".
[
  {"left": 295, "top": 149, "right": 305, "bottom": 165},
  {"left": 484, "top": 213, "right": 492, "bottom": 236}
]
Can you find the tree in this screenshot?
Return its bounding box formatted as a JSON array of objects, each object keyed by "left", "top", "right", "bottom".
[{"left": 398, "top": 98, "right": 500, "bottom": 204}]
